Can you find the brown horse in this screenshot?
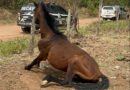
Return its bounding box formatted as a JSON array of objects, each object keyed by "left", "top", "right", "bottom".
[{"left": 25, "top": 2, "right": 103, "bottom": 86}]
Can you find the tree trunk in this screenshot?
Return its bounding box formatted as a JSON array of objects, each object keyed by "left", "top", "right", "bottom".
[{"left": 97, "top": 0, "right": 103, "bottom": 36}]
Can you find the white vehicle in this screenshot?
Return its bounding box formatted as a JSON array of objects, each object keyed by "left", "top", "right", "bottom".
[{"left": 101, "top": 5, "right": 129, "bottom": 20}]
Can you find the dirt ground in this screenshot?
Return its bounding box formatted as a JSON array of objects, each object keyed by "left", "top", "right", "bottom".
[
  {"left": 0, "top": 24, "right": 24, "bottom": 41},
  {"left": 0, "top": 33, "right": 129, "bottom": 90},
  {"left": 0, "top": 18, "right": 130, "bottom": 90},
  {"left": 0, "top": 18, "right": 97, "bottom": 41}
]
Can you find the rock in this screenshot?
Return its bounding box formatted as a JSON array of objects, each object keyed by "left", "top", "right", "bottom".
[
  {"left": 41, "top": 80, "right": 48, "bottom": 86},
  {"left": 110, "top": 76, "right": 117, "bottom": 79},
  {"left": 114, "top": 66, "right": 120, "bottom": 70}
]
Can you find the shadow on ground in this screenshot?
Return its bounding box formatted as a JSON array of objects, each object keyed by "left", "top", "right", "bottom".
[
  {"left": 72, "top": 75, "right": 109, "bottom": 90},
  {"left": 42, "top": 72, "right": 109, "bottom": 90}
]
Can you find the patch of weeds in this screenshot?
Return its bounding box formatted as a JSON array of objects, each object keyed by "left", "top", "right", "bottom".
[
  {"left": 116, "top": 54, "right": 126, "bottom": 61},
  {"left": 111, "top": 48, "right": 117, "bottom": 53},
  {"left": 79, "top": 20, "right": 128, "bottom": 36},
  {"left": 128, "top": 36, "right": 130, "bottom": 41},
  {"left": 99, "top": 64, "right": 108, "bottom": 67},
  {"left": 0, "top": 59, "right": 8, "bottom": 65},
  {"left": 0, "top": 38, "right": 29, "bottom": 57},
  {"left": 78, "top": 27, "right": 93, "bottom": 36}
]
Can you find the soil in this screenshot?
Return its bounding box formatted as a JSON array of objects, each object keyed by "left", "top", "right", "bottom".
[
  {"left": 0, "top": 18, "right": 97, "bottom": 41},
  {"left": 79, "top": 18, "right": 98, "bottom": 27},
  {"left": 0, "top": 18, "right": 130, "bottom": 90},
  {"left": 0, "top": 24, "right": 25, "bottom": 41}
]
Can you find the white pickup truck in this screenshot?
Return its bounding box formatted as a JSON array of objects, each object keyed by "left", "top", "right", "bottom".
[{"left": 101, "top": 5, "right": 129, "bottom": 20}]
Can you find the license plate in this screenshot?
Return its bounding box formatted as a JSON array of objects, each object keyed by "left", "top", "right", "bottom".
[
  {"left": 23, "top": 16, "right": 28, "bottom": 18},
  {"left": 19, "top": 22, "right": 31, "bottom": 25}
]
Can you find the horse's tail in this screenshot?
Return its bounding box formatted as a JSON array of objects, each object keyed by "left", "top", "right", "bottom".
[{"left": 72, "top": 75, "right": 109, "bottom": 90}]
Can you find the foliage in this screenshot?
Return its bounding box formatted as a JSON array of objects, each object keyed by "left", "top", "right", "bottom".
[
  {"left": 80, "top": 0, "right": 99, "bottom": 16},
  {"left": 103, "top": 0, "right": 129, "bottom": 7},
  {"left": 0, "top": 0, "right": 128, "bottom": 10},
  {"left": 0, "top": 0, "right": 37, "bottom": 9},
  {"left": 0, "top": 38, "right": 29, "bottom": 57},
  {"left": 0, "top": 0, "right": 129, "bottom": 16}
]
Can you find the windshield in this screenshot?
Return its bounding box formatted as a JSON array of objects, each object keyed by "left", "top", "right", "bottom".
[
  {"left": 46, "top": 4, "right": 67, "bottom": 14},
  {"left": 21, "top": 4, "right": 35, "bottom": 12},
  {"left": 57, "top": 6, "right": 67, "bottom": 14},
  {"left": 103, "top": 6, "right": 113, "bottom": 10}
]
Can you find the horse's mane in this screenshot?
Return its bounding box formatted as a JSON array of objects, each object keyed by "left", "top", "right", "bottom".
[{"left": 40, "top": 2, "right": 65, "bottom": 36}]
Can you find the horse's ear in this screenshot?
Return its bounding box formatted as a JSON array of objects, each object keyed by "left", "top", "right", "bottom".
[{"left": 33, "top": 2, "right": 38, "bottom": 8}]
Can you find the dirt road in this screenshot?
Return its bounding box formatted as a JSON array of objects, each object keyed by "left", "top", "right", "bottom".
[
  {"left": 79, "top": 18, "right": 98, "bottom": 27},
  {"left": 0, "top": 18, "right": 97, "bottom": 41},
  {"left": 0, "top": 24, "right": 25, "bottom": 41}
]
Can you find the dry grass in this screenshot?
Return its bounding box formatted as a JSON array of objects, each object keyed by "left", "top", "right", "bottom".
[{"left": 0, "top": 8, "right": 16, "bottom": 24}]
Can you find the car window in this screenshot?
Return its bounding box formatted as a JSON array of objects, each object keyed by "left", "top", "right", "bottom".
[
  {"left": 56, "top": 6, "right": 67, "bottom": 14},
  {"left": 120, "top": 7, "right": 127, "bottom": 12},
  {"left": 46, "top": 4, "right": 67, "bottom": 14},
  {"left": 103, "top": 6, "right": 113, "bottom": 10},
  {"left": 21, "top": 5, "right": 35, "bottom": 11},
  {"left": 51, "top": 5, "right": 59, "bottom": 13},
  {"left": 46, "top": 4, "right": 58, "bottom": 13}
]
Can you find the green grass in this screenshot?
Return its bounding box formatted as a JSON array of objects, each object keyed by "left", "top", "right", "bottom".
[
  {"left": 116, "top": 54, "right": 126, "bottom": 61},
  {"left": 0, "top": 38, "right": 29, "bottom": 57},
  {"left": 78, "top": 20, "right": 129, "bottom": 35}
]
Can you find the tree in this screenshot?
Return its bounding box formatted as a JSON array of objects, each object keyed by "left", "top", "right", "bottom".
[{"left": 64, "top": 0, "right": 80, "bottom": 38}]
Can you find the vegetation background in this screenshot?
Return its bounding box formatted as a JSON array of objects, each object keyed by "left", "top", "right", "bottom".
[{"left": 0, "top": 0, "right": 129, "bottom": 16}]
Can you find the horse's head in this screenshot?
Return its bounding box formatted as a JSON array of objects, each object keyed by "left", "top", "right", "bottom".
[
  {"left": 33, "top": 2, "right": 42, "bottom": 24},
  {"left": 33, "top": 1, "right": 64, "bottom": 36}
]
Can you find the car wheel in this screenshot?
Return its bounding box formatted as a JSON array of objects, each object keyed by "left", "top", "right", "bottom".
[
  {"left": 111, "top": 17, "right": 117, "bottom": 21},
  {"left": 103, "top": 18, "right": 107, "bottom": 20},
  {"left": 127, "top": 15, "right": 129, "bottom": 19},
  {"left": 21, "top": 27, "right": 31, "bottom": 33}
]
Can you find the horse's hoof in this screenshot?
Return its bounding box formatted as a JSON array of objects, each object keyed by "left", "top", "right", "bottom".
[
  {"left": 24, "top": 65, "right": 31, "bottom": 70},
  {"left": 60, "top": 81, "right": 72, "bottom": 87}
]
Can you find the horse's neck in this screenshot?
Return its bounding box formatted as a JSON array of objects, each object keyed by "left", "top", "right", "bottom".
[{"left": 39, "top": 13, "right": 54, "bottom": 39}]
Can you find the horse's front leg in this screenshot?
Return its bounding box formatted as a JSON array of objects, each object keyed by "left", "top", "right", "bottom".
[
  {"left": 60, "top": 63, "right": 75, "bottom": 87},
  {"left": 25, "top": 53, "right": 46, "bottom": 70}
]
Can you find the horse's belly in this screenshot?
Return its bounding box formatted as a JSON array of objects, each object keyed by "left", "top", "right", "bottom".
[{"left": 47, "top": 57, "right": 68, "bottom": 71}]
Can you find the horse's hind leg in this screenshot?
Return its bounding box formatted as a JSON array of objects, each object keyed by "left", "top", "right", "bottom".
[
  {"left": 25, "top": 53, "right": 45, "bottom": 70},
  {"left": 42, "top": 65, "right": 74, "bottom": 87}
]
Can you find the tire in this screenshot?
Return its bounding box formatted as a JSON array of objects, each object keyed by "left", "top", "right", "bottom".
[
  {"left": 21, "top": 27, "right": 31, "bottom": 33},
  {"left": 127, "top": 15, "right": 129, "bottom": 19},
  {"left": 111, "top": 17, "right": 117, "bottom": 21},
  {"left": 103, "top": 18, "right": 107, "bottom": 20}
]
